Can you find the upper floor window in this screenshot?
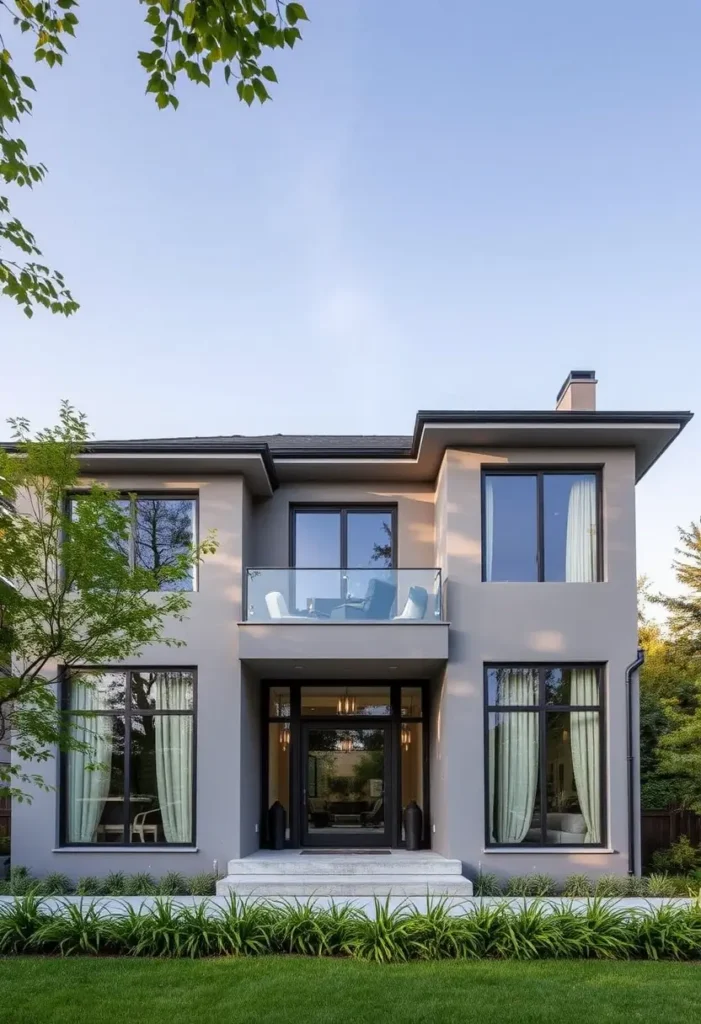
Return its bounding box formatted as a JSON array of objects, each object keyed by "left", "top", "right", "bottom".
[
  {"left": 61, "top": 669, "right": 196, "bottom": 846},
  {"left": 482, "top": 471, "right": 600, "bottom": 582},
  {"left": 290, "top": 506, "right": 396, "bottom": 613},
  {"left": 69, "top": 495, "right": 197, "bottom": 591}
]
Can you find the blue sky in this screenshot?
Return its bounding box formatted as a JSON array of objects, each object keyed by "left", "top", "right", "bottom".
[{"left": 1, "top": 0, "right": 699, "bottom": 593}]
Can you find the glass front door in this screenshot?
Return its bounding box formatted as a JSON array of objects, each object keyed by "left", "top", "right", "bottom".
[{"left": 302, "top": 724, "right": 390, "bottom": 847}]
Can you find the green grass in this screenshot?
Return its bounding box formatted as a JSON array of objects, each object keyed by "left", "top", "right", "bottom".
[{"left": 2, "top": 958, "right": 701, "bottom": 1023}]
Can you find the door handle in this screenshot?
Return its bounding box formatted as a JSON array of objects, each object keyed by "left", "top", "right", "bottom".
[{"left": 303, "top": 789, "right": 307, "bottom": 805}]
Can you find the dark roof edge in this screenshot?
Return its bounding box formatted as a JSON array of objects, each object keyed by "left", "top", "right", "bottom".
[{"left": 0, "top": 439, "right": 280, "bottom": 491}]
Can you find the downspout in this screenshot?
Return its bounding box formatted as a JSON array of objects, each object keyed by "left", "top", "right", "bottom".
[{"left": 625, "top": 648, "right": 645, "bottom": 875}]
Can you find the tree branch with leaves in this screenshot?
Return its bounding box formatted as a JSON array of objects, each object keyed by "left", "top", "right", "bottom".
[
  {"left": 0, "top": 0, "right": 308, "bottom": 316},
  {"left": 0, "top": 401, "right": 217, "bottom": 801}
]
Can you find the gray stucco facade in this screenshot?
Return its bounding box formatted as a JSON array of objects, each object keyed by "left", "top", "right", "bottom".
[{"left": 8, "top": 377, "right": 691, "bottom": 880}]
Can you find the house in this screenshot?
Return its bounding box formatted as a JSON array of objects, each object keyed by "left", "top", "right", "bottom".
[{"left": 9, "top": 371, "right": 692, "bottom": 893}]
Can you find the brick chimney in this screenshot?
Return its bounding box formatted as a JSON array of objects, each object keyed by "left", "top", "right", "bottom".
[{"left": 555, "top": 370, "right": 597, "bottom": 412}]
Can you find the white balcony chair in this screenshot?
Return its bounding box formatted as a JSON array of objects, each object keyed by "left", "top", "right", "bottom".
[
  {"left": 265, "top": 591, "right": 310, "bottom": 621},
  {"left": 393, "top": 586, "right": 428, "bottom": 620}
]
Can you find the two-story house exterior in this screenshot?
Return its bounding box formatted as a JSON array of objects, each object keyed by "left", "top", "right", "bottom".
[{"left": 9, "top": 371, "right": 692, "bottom": 886}]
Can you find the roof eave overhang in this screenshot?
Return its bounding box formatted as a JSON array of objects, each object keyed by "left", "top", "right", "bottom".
[{"left": 76, "top": 449, "right": 277, "bottom": 497}]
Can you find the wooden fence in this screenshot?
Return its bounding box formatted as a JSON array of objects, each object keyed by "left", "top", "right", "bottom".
[{"left": 641, "top": 809, "right": 701, "bottom": 868}]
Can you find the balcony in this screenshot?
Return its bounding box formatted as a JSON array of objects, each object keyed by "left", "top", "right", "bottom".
[{"left": 238, "top": 568, "right": 449, "bottom": 679}]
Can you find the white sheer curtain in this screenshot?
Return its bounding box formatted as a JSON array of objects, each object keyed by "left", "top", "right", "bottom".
[
  {"left": 67, "top": 680, "right": 113, "bottom": 843},
  {"left": 154, "top": 674, "right": 193, "bottom": 843},
  {"left": 484, "top": 477, "right": 495, "bottom": 581},
  {"left": 489, "top": 669, "right": 539, "bottom": 843},
  {"left": 565, "top": 477, "right": 597, "bottom": 582},
  {"left": 570, "top": 669, "right": 600, "bottom": 843}
]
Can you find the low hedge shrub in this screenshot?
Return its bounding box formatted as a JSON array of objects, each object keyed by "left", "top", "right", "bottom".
[
  {"left": 0, "top": 868, "right": 218, "bottom": 897},
  {"left": 2, "top": 895, "right": 701, "bottom": 960}
]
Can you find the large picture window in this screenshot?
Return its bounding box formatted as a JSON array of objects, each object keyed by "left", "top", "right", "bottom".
[
  {"left": 69, "top": 495, "right": 197, "bottom": 591},
  {"left": 482, "top": 471, "right": 601, "bottom": 582},
  {"left": 62, "top": 670, "right": 196, "bottom": 846},
  {"left": 485, "top": 665, "right": 604, "bottom": 847}
]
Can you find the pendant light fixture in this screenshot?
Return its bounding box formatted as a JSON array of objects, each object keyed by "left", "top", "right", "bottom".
[
  {"left": 338, "top": 734, "right": 354, "bottom": 753},
  {"left": 337, "top": 687, "right": 356, "bottom": 715},
  {"left": 279, "top": 725, "right": 291, "bottom": 752},
  {"left": 401, "top": 724, "right": 412, "bottom": 752}
]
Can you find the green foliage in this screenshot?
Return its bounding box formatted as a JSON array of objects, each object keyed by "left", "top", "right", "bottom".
[
  {"left": 473, "top": 872, "right": 502, "bottom": 896},
  {"left": 75, "top": 876, "right": 102, "bottom": 897},
  {"left": 7, "top": 865, "right": 38, "bottom": 896},
  {"left": 562, "top": 874, "right": 594, "bottom": 898},
  {"left": 0, "top": 403, "right": 216, "bottom": 802},
  {"left": 0, "top": 895, "right": 48, "bottom": 953},
  {"left": 1, "top": 2, "right": 307, "bottom": 317},
  {"left": 104, "top": 872, "right": 126, "bottom": 897},
  {"left": 187, "top": 872, "right": 217, "bottom": 897},
  {"left": 124, "top": 873, "right": 158, "bottom": 897},
  {"left": 626, "top": 875, "right": 650, "bottom": 897},
  {"left": 646, "top": 873, "right": 688, "bottom": 898},
  {"left": 505, "top": 874, "right": 556, "bottom": 897},
  {"left": 3, "top": 894, "right": 701, "bottom": 960},
  {"left": 36, "top": 872, "right": 72, "bottom": 896},
  {"left": 157, "top": 872, "right": 189, "bottom": 896},
  {"left": 594, "top": 875, "right": 629, "bottom": 898},
  {"left": 651, "top": 836, "right": 700, "bottom": 875}
]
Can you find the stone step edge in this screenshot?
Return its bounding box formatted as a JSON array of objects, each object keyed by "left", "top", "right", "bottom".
[
  {"left": 215, "top": 875, "right": 474, "bottom": 897},
  {"left": 225, "top": 859, "right": 465, "bottom": 876}
]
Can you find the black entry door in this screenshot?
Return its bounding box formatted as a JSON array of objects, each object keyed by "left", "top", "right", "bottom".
[{"left": 302, "top": 722, "right": 392, "bottom": 847}]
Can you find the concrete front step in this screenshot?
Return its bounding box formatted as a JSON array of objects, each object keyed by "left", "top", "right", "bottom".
[
  {"left": 225, "top": 852, "right": 465, "bottom": 877},
  {"left": 215, "top": 874, "right": 474, "bottom": 898}
]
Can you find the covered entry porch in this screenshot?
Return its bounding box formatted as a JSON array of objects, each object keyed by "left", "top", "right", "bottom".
[{"left": 263, "top": 682, "right": 429, "bottom": 850}]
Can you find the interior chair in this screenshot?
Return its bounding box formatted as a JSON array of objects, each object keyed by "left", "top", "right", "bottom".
[
  {"left": 130, "top": 808, "right": 160, "bottom": 843},
  {"left": 361, "top": 797, "right": 384, "bottom": 827}
]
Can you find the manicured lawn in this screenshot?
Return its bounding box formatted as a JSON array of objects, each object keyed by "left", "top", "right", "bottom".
[{"left": 1, "top": 958, "right": 701, "bottom": 1023}]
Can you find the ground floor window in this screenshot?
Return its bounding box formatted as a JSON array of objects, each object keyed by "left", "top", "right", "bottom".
[
  {"left": 61, "top": 669, "right": 196, "bottom": 846},
  {"left": 485, "top": 665, "right": 604, "bottom": 847}
]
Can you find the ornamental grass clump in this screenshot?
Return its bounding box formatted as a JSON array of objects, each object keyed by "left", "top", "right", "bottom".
[
  {"left": 75, "top": 876, "right": 102, "bottom": 897},
  {"left": 123, "top": 873, "right": 158, "bottom": 897},
  {"left": 187, "top": 872, "right": 217, "bottom": 897},
  {"left": 505, "top": 874, "right": 557, "bottom": 897},
  {"left": 157, "top": 872, "right": 189, "bottom": 896},
  {"left": 36, "top": 873, "right": 73, "bottom": 897},
  {"left": 562, "top": 874, "right": 594, "bottom": 898},
  {"left": 474, "top": 872, "right": 502, "bottom": 896},
  {"left": 594, "top": 874, "right": 628, "bottom": 898}
]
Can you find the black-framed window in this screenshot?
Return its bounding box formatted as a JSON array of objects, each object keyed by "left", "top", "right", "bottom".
[
  {"left": 291, "top": 506, "right": 397, "bottom": 570},
  {"left": 61, "top": 669, "right": 196, "bottom": 846},
  {"left": 482, "top": 470, "right": 601, "bottom": 582},
  {"left": 68, "top": 494, "right": 197, "bottom": 591},
  {"left": 485, "top": 665, "right": 604, "bottom": 848}
]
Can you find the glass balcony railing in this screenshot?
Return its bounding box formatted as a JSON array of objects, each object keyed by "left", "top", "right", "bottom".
[{"left": 244, "top": 568, "right": 443, "bottom": 623}]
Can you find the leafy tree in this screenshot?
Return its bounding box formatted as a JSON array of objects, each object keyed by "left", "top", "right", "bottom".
[
  {"left": 1, "top": 0, "right": 309, "bottom": 316},
  {"left": 657, "top": 521, "right": 701, "bottom": 657},
  {"left": 638, "top": 535, "right": 701, "bottom": 811},
  {"left": 0, "top": 401, "right": 216, "bottom": 801}
]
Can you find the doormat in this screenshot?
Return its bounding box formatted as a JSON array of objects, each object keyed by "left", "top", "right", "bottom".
[{"left": 301, "top": 849, "right": 391, "bottom": 855}]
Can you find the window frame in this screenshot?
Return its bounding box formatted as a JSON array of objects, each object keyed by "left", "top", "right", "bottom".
[
  {"left": 289, "top": 504, "right": 399, "bottom": 569},
  {"left": 483, "top": 662, "right": 607, "bottom": 850},
  {"left": 66, "top": 492, "right": 199, "bottom": 592},
  {"left": 480, "top": 468, "right": 603, "bottom": 583},
  {"left": 59, "top": 666, "right": 198, "bottom": 848}
]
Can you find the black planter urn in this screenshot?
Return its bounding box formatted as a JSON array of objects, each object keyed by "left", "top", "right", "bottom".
[
  {"left": 404, "top": 800, "right": 423, "bottom": 851},
  {"left": 268, "top": 801, "right": 286, "bottom": 850}
]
